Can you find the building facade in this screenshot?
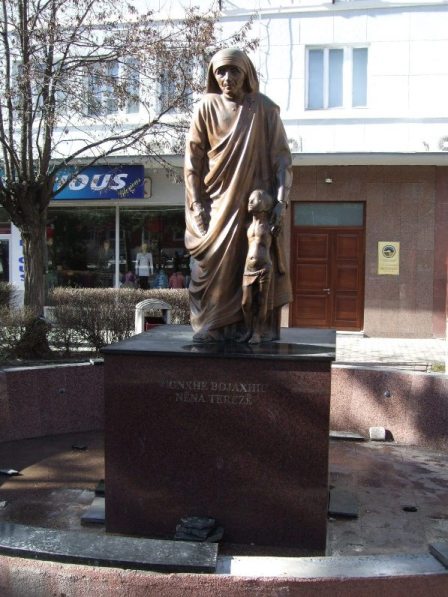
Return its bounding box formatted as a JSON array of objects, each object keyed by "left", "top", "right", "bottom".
[{"left": 2, "top": 0, "right": 448, "bottom": 337}]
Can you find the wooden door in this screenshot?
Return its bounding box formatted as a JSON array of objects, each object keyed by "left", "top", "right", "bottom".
[{"left": 291, "top": 227, "right": 365, "bottom": 330}]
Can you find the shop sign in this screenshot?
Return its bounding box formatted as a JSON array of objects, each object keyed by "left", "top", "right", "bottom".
[
  {"left": 53, "top": 165, "right": 145, "bottom": 200},
  {"left": 10, "top": 224, "right": 25, "bottom": 289},
  {"left": 378, "top": 241, "right": 400, "bottom": 275}
]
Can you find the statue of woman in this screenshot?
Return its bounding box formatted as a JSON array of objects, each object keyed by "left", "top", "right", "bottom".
[{"left": 184, "top": 48, "right": 292, "bottom": 343}]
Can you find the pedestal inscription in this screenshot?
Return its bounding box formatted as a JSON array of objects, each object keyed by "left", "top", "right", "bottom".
[
  {"left": 103, "top": 327, "right": 334, "bottom": 553},
  {"left": 162, "top": 379, "right": 265, "bottom": 406}
]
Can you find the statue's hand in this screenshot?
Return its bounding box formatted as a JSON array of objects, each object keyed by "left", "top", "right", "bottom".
[
  {"left": 192, "top": 202, "right": 207, "bottom": 236},
  {"left": 270, "top": 202, "right": 286, "bottom": 237}
]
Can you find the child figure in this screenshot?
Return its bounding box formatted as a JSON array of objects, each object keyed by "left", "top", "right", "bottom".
[{"left": 240, "top": 189, "right": 274, "bottom": 344}]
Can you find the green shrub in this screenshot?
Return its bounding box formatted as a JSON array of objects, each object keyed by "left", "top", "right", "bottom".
[
  {"left": 48, "top": 287, "right": 190, "bottom": 353},
  {"left": 0, "top": 306, "right": 36, "bottom": 358},
  {"left": 430, "top": 362, "right": 446, "bottom": 373}
]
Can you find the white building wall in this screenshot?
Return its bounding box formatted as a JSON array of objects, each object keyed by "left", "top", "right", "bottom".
[
  {"left": 59, "top": 0, "right": 448, "bottom": 159},
  {"left": 218, "top": 1, "right": 448, "bottom": 155}
]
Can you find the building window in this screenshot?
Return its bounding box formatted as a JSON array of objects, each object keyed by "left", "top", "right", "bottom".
[
  {"left": 87, "top": 59, "right": 140, "bottom": 116},
  {"left": 306, "top": 47, "right": 368, "bottom": 110},
  {"left": 158, "top": 64, "right": 194, "bottom": 114},
  {"left": 159, "top": 70, "right": 179, "bottom": 113},
  {"left": 126, "top": 58, "right": 140, "bottom": 114},
  {"left": 294, "top": 202, "right": 364, "bottom": 227},
  {"left": 46, "top": 206, "right": 188, "bottom": 289},
  {"left": 157, "top": 55, "right": 207, "bottom": 114}
]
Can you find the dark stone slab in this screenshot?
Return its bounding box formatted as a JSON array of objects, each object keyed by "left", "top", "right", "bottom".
[
  {"left": 95, "top": 479, "right": 105, "bottom": 496},
  {"left": 81, "top": 496, "right": 105, "bottom": 525},
  {"left": 328, "top": 489, "right": 359, "bottom": 519},
  {"left": 104, "top": 326, "right": 335, "bottom": 552},
  {"left": 0, "top": 522, "right": 217, "bottom": 573},
  {"left": 102, "top": 325, "right": 336, "bottom": 362},
  {"left": 430, "top": 541, "right": 448, "bottom": 569},
  {"left": 330, "top": 431, "right": 366, "bottom": 441}
]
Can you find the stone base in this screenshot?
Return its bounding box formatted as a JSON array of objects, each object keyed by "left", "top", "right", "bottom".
[{"left": 103, "top": 327, "right": 335, "bottom": 553}]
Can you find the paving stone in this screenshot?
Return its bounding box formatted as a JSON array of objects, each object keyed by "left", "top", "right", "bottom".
[
  {"left": 81, "top": 496, "right": 105, "bottom": 525},
  {"left": 328, "top": 489, "right": 359, "bottom": 519},
  {"left": 429, "top": 541, "right": 448, "bottom": 569},
  {"left": 330, "top": 431, "right": 366, "bottom": 441},
  {"left": 0, "top": 521, "right": 218, "bottom": 573},
  {"left": 95, "top": 480, "right": 105, "bottom": 496}
]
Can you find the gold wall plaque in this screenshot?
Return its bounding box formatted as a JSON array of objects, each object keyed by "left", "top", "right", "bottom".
[{"left": 378, "top": 242, "right": 400, "bottom": 275}]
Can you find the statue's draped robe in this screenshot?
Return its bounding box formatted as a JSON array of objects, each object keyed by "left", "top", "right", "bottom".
[{"left": 185, "top": 92, "right": 292, "bottom": 335}]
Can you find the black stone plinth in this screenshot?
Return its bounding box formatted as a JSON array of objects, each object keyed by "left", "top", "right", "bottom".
[
  {"left": 102, "top": 325, "right": 335, "bottom": 361},
  {"left": 103, "top": 326, "right": 335, "bottom": 553},
  {"left": 0, "top": 522, "right": 218, "bottom": 573}
]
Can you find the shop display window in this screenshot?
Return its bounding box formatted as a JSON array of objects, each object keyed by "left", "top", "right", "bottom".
[{"left": 47, "top": 206, "right": 188, "bottom": 289}]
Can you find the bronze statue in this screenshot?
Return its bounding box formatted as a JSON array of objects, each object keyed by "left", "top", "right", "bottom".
[{"left": 184, "top": 48, "right": 292, "bottom": 343}]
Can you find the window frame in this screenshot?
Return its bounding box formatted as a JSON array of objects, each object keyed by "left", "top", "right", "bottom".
[
  {"left": 305, "top": 45, "right": 368, "bottom": 111},
  {"left": 86, "top": 59, "right": 140, "bottom": 117}
]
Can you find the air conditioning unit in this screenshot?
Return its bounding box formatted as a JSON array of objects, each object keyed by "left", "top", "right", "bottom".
[
  {"left": 288, "top": 137, "right": 302, "bottom": 152},
  {"left": 438, "top": 136, "right": 448, "bottom": 151}
]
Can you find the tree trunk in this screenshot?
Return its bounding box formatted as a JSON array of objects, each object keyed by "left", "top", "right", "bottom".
[
  {"left": 22, "top": 207, "right": 48, "bottom": 317},
  {"left": 11, "top": 196, "right": 52, "bottom": 359}
]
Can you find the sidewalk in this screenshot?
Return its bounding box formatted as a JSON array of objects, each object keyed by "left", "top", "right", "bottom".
[
  {"left": 335, "top": 333, "right": 447, "bottom": 369},
  {"left": 0, "top": 331, "right": 446, "bottom": 563},
  {"left": 0, "top": 431, "right": 447, "bottom": 558}
]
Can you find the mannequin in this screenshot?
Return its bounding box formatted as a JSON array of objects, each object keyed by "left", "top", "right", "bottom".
[
  {"left": 135, "top": 243, "right": 153, "bottom": 289},
  {"left": 98, "top": 240, "right": 113, "bottom": 271}
]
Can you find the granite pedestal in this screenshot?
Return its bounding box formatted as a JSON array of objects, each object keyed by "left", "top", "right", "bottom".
[{"left": 103, "top": 326, "right": 335, "bottom": 553}]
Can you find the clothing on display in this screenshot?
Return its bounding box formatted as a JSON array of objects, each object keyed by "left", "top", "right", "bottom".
[{"left": 135, "top": 251, "right": 154, "bottom": 277}]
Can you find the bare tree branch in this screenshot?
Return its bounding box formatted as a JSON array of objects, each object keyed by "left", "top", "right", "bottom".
[{"left": 0, "top": 0, "right": 257, "bottom": 314}]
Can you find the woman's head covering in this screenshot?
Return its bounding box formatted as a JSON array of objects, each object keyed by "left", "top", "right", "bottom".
[{"left": 206, "top": 48, "right": 259, "bottom": 94}]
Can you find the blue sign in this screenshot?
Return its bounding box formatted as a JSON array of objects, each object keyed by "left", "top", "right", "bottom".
[{"left": 53, "top": 165, "right": 145, "bottom": 200}]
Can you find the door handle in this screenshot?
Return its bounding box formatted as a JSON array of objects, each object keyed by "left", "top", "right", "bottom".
[{"left": 323, "top": 288, "right": 331, "bottom": 294}]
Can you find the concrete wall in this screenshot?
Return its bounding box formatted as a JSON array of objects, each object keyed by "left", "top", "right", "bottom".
[
  {"left": 1, "top": 554, "right": 447, "bottom": 597},
  {"left": 0, "top": 364, "right": 104, "bottom": 443},
  {"left": 331, "top": 365, "right": 448, "bottom": 452},
  {"left": 1, "top": 362, "right": 447, "bottom": 452}
]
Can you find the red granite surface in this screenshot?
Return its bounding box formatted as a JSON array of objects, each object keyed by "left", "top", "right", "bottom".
[
  {"left": 331, "top": 366, "right": 448, "bottom": 451},
  {"left": 104, "top": 354, "right": 332, "bottom": 552},
  {"left": 0, "top": 364, "right": 104, "bottom": 442}
]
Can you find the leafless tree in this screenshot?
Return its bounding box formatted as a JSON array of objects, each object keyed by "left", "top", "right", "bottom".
[{"left": 0, "top": 0, "right": 255, "bottom": 327}]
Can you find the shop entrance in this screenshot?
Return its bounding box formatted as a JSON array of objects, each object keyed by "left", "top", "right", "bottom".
[{"left": 291, "top": 202, "right": 365, "bottom": 331}]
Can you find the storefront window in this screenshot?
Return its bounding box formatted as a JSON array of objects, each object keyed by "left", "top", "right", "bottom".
[{"left": 47, "top": 206, "right": 188, "bottom": 289}]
